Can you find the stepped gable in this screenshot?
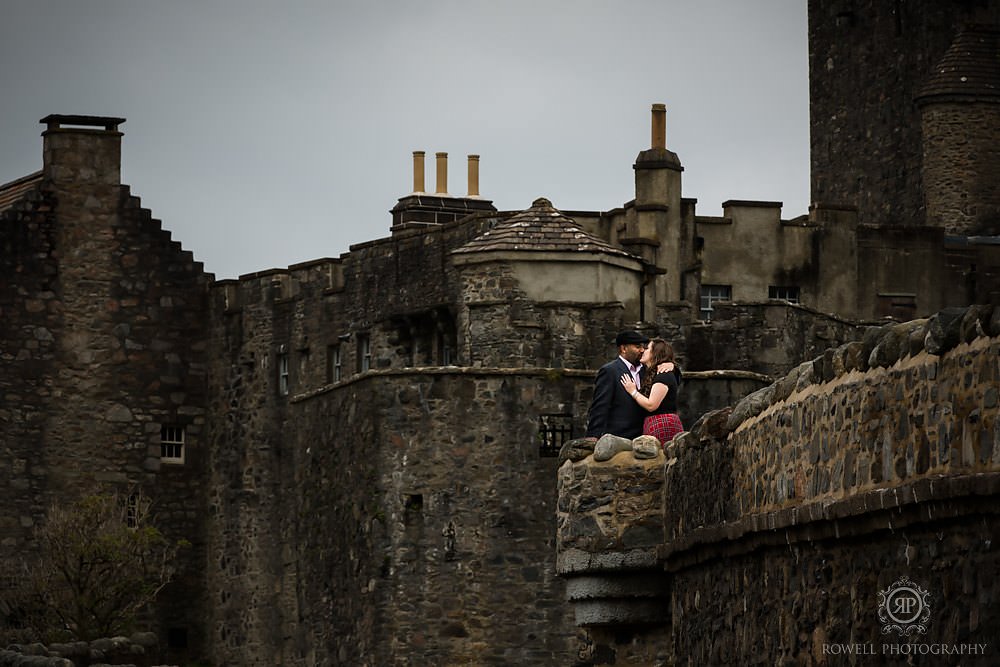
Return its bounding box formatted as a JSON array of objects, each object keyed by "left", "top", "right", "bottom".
[
  {"left": 917, "top": 24, "right": 1000, "bottom": 102},
  {"left": 0, "top": 171, "right": 43, "bottom": 214},
  {"left": 453, "top": 197, "right": 636, "bottom": 259}
]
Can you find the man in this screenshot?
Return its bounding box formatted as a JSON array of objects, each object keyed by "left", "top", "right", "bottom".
[{"left": 586, "top": 330, "right": 649, "bottom": 440}]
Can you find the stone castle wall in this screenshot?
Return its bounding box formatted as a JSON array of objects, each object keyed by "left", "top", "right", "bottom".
[
  {"left": 288, "top": 370, "right": 592, "bottom": 666},
  {"left": 0, "top": 171, "right": 213, "bottom": 658},
  {"left": 195, "top": 188, "right": 780, "bottom": 665},
  {"left": 0, "top": 184, "right": 57, "bottom": 555},
  {"left": 200, "top": 353, "right": 768, "bottom": 666},
  {"left": 666, "top": 311, "right": 1000, "bottom": 665}
]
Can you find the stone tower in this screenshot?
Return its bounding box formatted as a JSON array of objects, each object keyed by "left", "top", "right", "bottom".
[
  {"left": 917, "top": 24, "right": 1000, "bottom": 236},
  {"left": 808, "top": 0, "right": 1000, "bottom": 227}
]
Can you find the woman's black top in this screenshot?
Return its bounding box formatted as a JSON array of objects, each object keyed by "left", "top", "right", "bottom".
[{"left": 650, "top": 369, "right": 681, "bottom": 415}]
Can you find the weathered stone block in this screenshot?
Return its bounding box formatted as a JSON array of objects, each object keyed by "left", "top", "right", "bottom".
[
  {"left": 632, "top": 435, "right": 661, "bottom": 459},
  {"left": 925, "top": 306, "right": 967, "bottom": 354},
  {"left": 593, "top": 434, "right": 633, "bottom": 462},
  {"left": 559, "top": 436, "right": 596, "bottom": 464},
  {"left": 726, "top": 384, "right": 776, "bottom": 431}
]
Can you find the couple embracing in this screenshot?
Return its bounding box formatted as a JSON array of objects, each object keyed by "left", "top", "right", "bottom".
[{"left": 585, "top": 330, "right": 684, "bottom": 445}]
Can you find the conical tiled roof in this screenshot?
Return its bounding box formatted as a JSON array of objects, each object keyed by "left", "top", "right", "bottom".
[
  {"left": 453, "top": 197, "right": 638, "bottom": 259},
  {"left": 917, "top": 24, "right": 1000, "bottom": 102}
]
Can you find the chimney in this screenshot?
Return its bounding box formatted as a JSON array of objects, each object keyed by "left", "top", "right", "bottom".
[
  {"left": 435, "top": 152, "right": 448, "bottom": 194},
  {"left": 412, "top": 151, "right": 426, "bottom": 193},
  {"left": 467, "top": 155, "right": 480, "bottom": 197},
  {"left": 40, "top": 114, "right": 125, "bottom": 185},
  {"left": 651, "top": 103, "right": 666, "bottom": 150}
]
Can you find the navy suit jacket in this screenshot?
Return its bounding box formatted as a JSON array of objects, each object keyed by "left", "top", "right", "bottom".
[{"left": 585, "top": 357, "right": 646, "bottom": 440}]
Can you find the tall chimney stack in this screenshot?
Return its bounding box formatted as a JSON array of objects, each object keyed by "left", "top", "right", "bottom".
[
  {"left": 40, "top": 114, "right": 125, "bottom": 185},
  {"left": 435, "top": 152, "right": 448, "bottom": 195},
  {"left": 467, "top": 155, "right": 480, "bottom": 197},
  {"left": 651, "top": 103, "right": 666, "bottom": 150},
  {"left": 412, "top": 151, "right": 426, "bottom": 193}
]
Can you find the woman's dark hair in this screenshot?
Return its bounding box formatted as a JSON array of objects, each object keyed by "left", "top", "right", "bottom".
[{"left": 640, "top": 338, "right": 677, "bottom": 395}]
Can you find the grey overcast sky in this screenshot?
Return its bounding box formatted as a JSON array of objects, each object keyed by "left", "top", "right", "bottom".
[{"left": 0, "top": 1, "right": 808, "bottom": 280}]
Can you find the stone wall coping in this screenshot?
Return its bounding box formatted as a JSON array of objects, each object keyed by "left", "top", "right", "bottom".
[
  {"left": 292, "top": 366, "right": 592, "bottom": 400},
  {"left": 713, "top": 299, "right": 884, "bottom": 328},
  {"left": 659, "top": 472, "right": 1000, "bottom": 568},
  {"left": 721, "top": 199, "right": 783, "bottom": 209},
  {"left": 291, "top": 366, "right": 778, "bottom": 403},
  {"left": 350, "top": 210, "right": 506, "bottom": 251},
  {"left": 723, "top": 304, "right": 999, "bottom": 433},
  {"left": 695, "top": 215, "right": 732, "bottom": 225}
]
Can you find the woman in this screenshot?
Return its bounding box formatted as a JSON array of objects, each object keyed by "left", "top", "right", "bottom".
[{"left": 619, "top": 338, "right": 684, "bottom": 445}]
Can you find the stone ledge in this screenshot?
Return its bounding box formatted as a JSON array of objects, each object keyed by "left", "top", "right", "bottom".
[
  {"left": 557, "top": 547, "right": 660, "bottom": 575},
  {"left": 659, "top": 472, "right": 1000, "bottom": 569}
]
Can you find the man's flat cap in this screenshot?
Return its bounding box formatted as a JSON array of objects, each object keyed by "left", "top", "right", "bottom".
[{"left": 615, "top": 331, "right": 649, "bottom": 346}]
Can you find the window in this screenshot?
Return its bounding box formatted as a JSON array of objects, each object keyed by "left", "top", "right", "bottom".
[
  {"left": 358, "top": 334, "right": 371, "bottom": 372},
  {"left": 768, "top": 285, "right": 800, "bottom": 304},
  {"left": 699, "top": 284, "right": 732, "bottom": 321},
  {"left": 161, "top": 426, "right": 185, "bottom": 464},
  {"left": 538, "top": 414, "right": 574, "bottom": 458},
  {"left": 125, "top": 492, "right": 140, "bottom": 528},
  {"left": 278, "top": 351, "right": 290, "bottom": 395},
  {"left": 327, "top": 344, "right": 342, "bottom": 383}
]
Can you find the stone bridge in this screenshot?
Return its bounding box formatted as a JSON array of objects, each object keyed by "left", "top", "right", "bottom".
[{"left": 557, "top": 306, "right": 1000, "bottom": 665}]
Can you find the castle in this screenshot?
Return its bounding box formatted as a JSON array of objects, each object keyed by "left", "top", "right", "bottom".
[{"left": 1, "top": 2, "right": 999, "bottom": 665}]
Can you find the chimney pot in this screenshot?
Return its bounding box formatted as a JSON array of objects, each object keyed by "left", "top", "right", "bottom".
[
  {"left": 435, "top": 152, "right": 448, "bottom": 195},
  {"left": 651, "top": 103, "right": 667, "bottom": 150},
  {"left": 412, "top": 151, "right": 426, "bottom": 193},
  {"left": 467, "top": 155, "right": 480, "bottom": 197}
]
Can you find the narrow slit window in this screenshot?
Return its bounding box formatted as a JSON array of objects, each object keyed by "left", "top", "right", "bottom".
[
  {"left": 278, "top": 351, "right": 290, "bottom": 395},
  {"left": 358, "top": 334, "right": 371, "bottom": 373},
  {"left": 125, "top": 492, "right": 140, "bottom": 528},
  {"left": 327, "top": 344, "right": 342, "bottom": 383}
]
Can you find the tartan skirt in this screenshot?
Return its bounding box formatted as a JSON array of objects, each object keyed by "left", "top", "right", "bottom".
[{"left": 643, "top": 412, "right": 684, "bottom": 445}]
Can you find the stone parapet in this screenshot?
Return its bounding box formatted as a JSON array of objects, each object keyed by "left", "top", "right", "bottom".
[
  {"left": 661, "top": 305, "right": 1000, "bottom": 551},
  {"left": 556, "top": 442, "right": 667, "bottom": 626}
]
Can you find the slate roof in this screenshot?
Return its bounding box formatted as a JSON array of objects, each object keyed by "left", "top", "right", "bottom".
[
  {"left": 0, "top": 171, "right": 43, "bottom": 215},
  {"left": 917, "top": 25, "right": 1000, "bottom": 101},
  {"left": 453, "top": 197, "right": 638, "bottom": 260}
]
